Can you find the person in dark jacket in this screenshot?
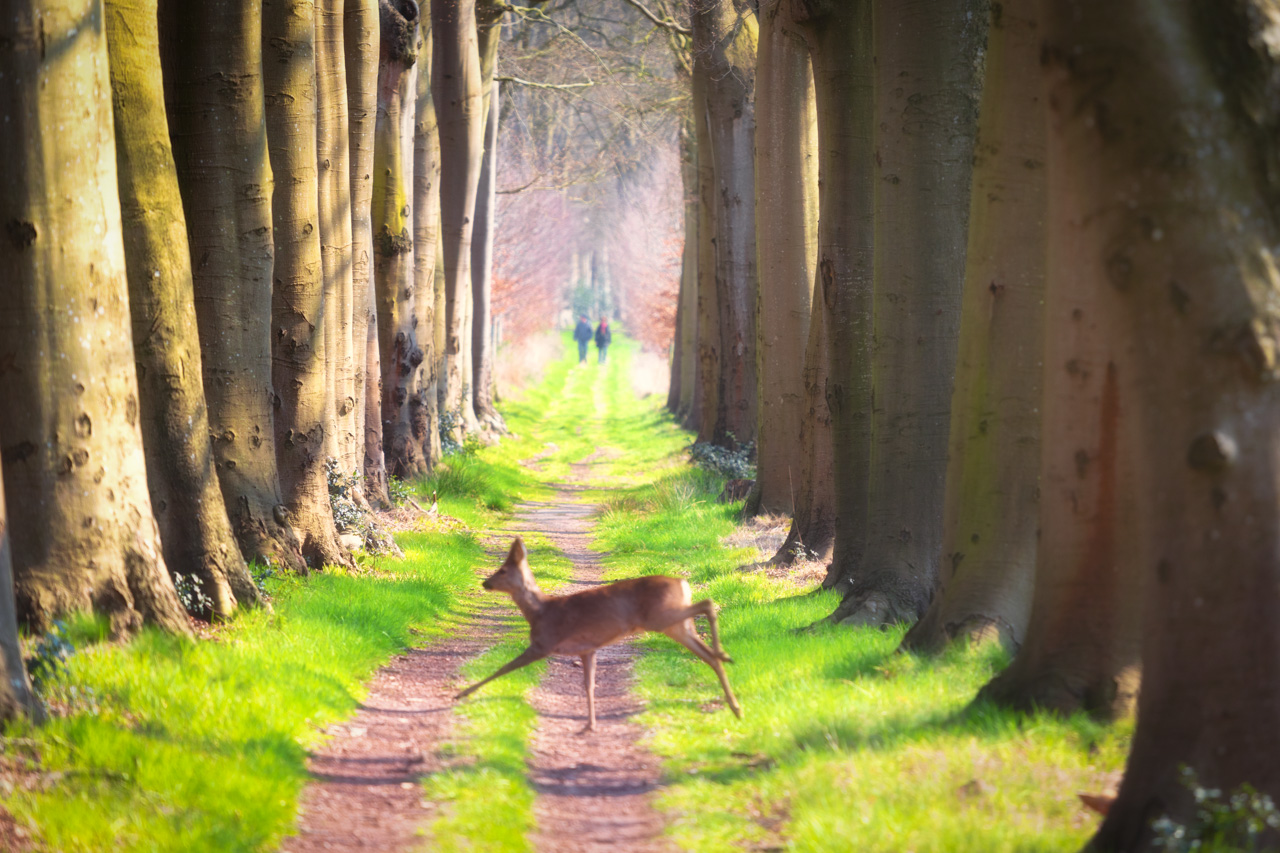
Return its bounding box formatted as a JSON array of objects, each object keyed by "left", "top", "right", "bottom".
[
  {"left": 594, "top": 317, "right": 612, "bottom": 364},
  {"left": 573, "top": 315, "right": 592, "bottom": 363}
]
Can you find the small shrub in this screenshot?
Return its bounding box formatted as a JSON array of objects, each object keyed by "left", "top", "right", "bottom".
[
  {"left": 172, "top": 573, "right": 214, "bottom": 618},
  {"left": 250, "top": 562, "right": 277, "bottom": 599},
  {"left": 326, "top": 457, "right": 364, "bottom": 532},
  {"left": 26, "top": 620, "right": 74, "bottom": 688},
  {"left": 387, "top": 476, "right": 413, "bottom": 507},
  {"left": 689, "top": 439, "right": 756, "bottom": 480},
  {"left": 1152, "top": 766, "right": 1280, "bottom": 852}
]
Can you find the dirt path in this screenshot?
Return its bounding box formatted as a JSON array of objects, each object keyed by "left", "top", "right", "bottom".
[{"left": 283, "top": 457, "right": 670, "bottom": 851}]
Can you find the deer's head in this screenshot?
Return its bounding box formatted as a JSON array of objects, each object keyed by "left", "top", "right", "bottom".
[{"left": 483, "top": 537, "right": 535, "bottom": 593}]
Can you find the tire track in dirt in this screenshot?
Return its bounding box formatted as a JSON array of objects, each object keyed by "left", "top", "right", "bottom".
[{"left": 516, "top": 462, "right": 672, "bottom": 853}]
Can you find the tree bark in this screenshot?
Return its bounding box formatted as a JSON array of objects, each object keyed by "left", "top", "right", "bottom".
[
  {"left": 750, "top": 0, "right": 817, "bottom": 517},
  {"left": 318, "top": 0, "right": 359, "bottom": 471},
  {"left": 901, "top": 0, "right": 1044, "bottom": 655},
  {"left": 164, "top": 0, "right": 306, "bottom": 574},
  {"left": 0, "top": 0, "right": 192, "bottom": 635},
  {"left": 470, "top": 0, "right": 503, "bottom": 430},
  {"left": 432, "top": 0, "right": 484, "bottom": 439},
  {"left": 0, "top": 459, "right": 41, "bottom": 723},
  {"left": 105, "top": 0, "right": 262, "bottom": 616},
  {"left": 830, "top": 0, "right": 984, "bottom": 627},
  {"left": 346, "top": 0, "right": 381, "bottom": 491},
  {"left": 412, "top": 0, "right": 444, "bottom": 468},
  {"left": 677, "top": 123, "right": 699, "bottom": 421},
  {"left": 264, "top": 0, "right": 353, "bottom": 570},
  {"left": 692, "top": 0, "right": 758, "bottom": 447},
  {"left": 693, "top": 62, "right": 720, "bottom": 443},
  {"left": 374, "top": 0, "right": 425, "bottom": 478}
]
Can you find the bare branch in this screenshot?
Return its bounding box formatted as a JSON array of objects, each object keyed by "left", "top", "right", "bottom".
[
  {"left": 619, "top": 0, "right": 691, "bottom": 36},
  {"left": 497, "top": 74, "right": 596, "bottom": 91}
]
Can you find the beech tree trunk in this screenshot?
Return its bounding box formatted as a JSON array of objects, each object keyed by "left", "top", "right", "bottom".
[
  {"left": 749, "top": 0, "right": 817, "bottom": 518},
  {"left": 692, "top": 0, "right": 758, "bottom": 447},
  {"left": 1081, "top": 2, "right": 1280, "bottom": 843},
  {"left": 830, "top": 0, "right": 984, "bottom": 626},
  {"left": 164, "top": 0, "right": 306, "bottom": 574},
  {"left": 675, "top": 121, "right": 701, "bottom": 424},
  {"left": 0, "top": 459, "right": 41, "bottom": 723},
  {"left": 693, "top": 65, "right": 720, "bottom": 443},
  {"left": 374, "top": 0, "right": 425, "bottom": 477},
  {"left": 470, "top": 0, "right": 502, "bottom": 429},
  {"left": 0, "top": 0, "right": 191, "bottom": 635},
  {"left": 105, "top": 0, "right": 262, "bottom": 616},
  {"left": 901, "top": 0, "right": 1044, "bottom": 655},
  {"left": 346, "top": 0, "right": 380, "bottom": 490},
  {"left": 318, "top": 0, "right": 359, "bottom": 470},
  {"left": 432, "top": 0, "right": 484, "bottom": 438},
  {"left": 264, "top": 0, "right": 352, "bottom": 570},
  {"left": 412, "top": 0, "right": 444, "bottom": 468}
]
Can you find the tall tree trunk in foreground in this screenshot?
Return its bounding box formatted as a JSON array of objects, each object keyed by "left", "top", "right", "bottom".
[
  {"left": 346, "top": 0, "right": 380, "bottom": 490},
  {"left": 977, "top": 0, "right": 1142, "bottom": 716},
  {"left": 264, "top": 0, "right": 352, "bottom": 570},
  {"left": 0, "top": 459, "right": 41, "bottom": 722},
  {"left": 769, "top": 0, "right": 869, "bottom": 569},
  {"left": 693, "top": 64, "right": 720, "bottom": 443},
  {"left": 747, "top": 0, "right": 817, "bottom": 518},
  {"left": 902, "top": 0, "right": 1044, "bottom": 655},
  {"left": 692, "top": 0, "right": 759, "bottom": 447},
  {"left": 412, "top": 2, "right": 444, "bottom": 468},
  {"left": 106, "top": 0, "right": 261, "bottom": 616},
  {"left": 0, "top": 0, "right": 190, "bottom": 635},
  {"left": 375, "top": 0, "right": 425, "bottom": 478},
  {"left": 676, "top": 127, "right": 701, "bottom": 426},
  {"left": 432, "top": 0, "right": 484, "bottom": 438},
  {"left": 470, "top": 0, "right": 502, "bottom": 430},
  {"left": 164, "top": 0, "right": 305, "bottom": 573},
  {"left": 1032, "top": 4, "right": 1280, "bottom": 845},
  {"left": 830, "top": 0, "right": 984, "bottom": 626},
  {"left": 318, "top": 0, "right": 359, "bottom": 470}
]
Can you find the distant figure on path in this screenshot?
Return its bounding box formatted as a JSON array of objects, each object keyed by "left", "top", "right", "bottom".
[
  {"left": 595, "top": 317, "right": 612, "bottom": 364},
  {"left": 573, "top": 314, "right": 593, "bottom": 363}
]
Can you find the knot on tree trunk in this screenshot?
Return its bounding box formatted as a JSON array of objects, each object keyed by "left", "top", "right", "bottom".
[{"left": 379, "top": 0, "right": 420, "bottom": 65}]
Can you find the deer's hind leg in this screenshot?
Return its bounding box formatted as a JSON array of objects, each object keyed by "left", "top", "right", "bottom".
[
  {"left": 667, "top": 599, "right": 731, "bottom": 661},
  {"left": 662, "top": 620, "right": 743, "bottom": 719}
]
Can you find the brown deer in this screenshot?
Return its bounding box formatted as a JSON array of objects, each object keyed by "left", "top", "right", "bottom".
[{"left": 456, "top": 537, "right": 743, "bottom": 731}]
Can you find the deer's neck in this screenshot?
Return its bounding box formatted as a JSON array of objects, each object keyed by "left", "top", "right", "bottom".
[{"left": 509, "top": 583, "right": 547, "bottom": 622}]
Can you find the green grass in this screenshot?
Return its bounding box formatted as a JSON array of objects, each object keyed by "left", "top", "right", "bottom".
[{"left": 3, "top": 531, "right": 485, "bottom": 852}]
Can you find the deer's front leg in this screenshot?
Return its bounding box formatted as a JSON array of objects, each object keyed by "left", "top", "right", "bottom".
[
  {"left": 456, "top": 646, "right": 547, "bottom": 699},
  {"left": 581, "top": 651, "right": 597, "bottom": 732}
]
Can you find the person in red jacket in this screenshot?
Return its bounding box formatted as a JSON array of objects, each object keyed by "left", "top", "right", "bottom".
[{"left": 594, "top": 317, "right": 612, "bottom": 365}]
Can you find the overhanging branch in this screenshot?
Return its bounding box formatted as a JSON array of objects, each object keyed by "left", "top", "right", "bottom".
[{"left": 619, "top": 0, "right": 691, "bottom": 36}]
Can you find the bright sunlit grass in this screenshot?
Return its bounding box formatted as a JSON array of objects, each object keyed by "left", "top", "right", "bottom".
[{"left": 2, "top": 531, "right": 486, "bottom": 852}]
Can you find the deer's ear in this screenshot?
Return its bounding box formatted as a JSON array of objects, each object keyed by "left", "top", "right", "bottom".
[{"left": 508, "top": 537, "right": 527, "bottom": 564}]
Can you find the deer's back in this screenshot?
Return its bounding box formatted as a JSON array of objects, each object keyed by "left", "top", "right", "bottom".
[{"left": 535, "top": 575, "right": 692, "bottom": 655}]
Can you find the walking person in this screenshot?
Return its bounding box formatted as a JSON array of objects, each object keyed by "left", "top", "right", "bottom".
[
  {"left": 573, "top": 314, "right": 592, "bottom": 364},
  {"left": 594, "top": 317, "right": 612, "bottom": 364}
]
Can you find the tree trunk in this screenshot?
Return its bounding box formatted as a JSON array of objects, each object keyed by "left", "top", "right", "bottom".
[
  {"left": 830, "top": 0, "right": 984, "bottom": 627},
  {"left": 264, "top": 0, "right": 352, "bottom": 570},
  {"left": 750, "top": 0, "right": 817, "bottom": 517},
  {"left": 470, "top": 0, "right": 502, "bottom": 430},
  {"left": 318, "top": 0, "right": 359, "bottom": 471},
  {"left": 346, "top": 0, "right": 381, "bottom": 491},
  {"left": 432, "top": 0, "right": 484, "bottom": 440},
  {"left": 901, "top": 0, "right": 1044, "bottom": 655},
  {"left": 105, "top": 0, "right": 262, "bottom": 616},
  {"left": 0, "top": 459, "right": 41, "bottom": 723},
  {"left": 1077, "top": 2, "right": 1280, "bottom": 843},
  {"left": 692, "top": 0, "right": 758, "bottom": 447},
  {"left": 693, "top": 64, "right": 720, "bottom": 444},
  {"left": 676, "top": 122, "right": 699, "bottom": 423},
  {"left": 0, "top": 0, "right": 192, "bottom": 635},
  {"left": 164, "top": 0, "right": 306, "bottom": 574},
  {"left": 412, "top": 0, "right": 444, "bottom": 468},
  {"left": 375, "top": 0, "right": 425, "bottom": 478}
]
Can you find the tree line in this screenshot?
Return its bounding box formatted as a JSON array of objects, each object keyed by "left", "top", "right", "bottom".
[
  {"left": 0, "top": 0, "right": 521, "bottom": 718},
  {"left": 661, "top": 0, "right": 1280, "bottom": 847}
]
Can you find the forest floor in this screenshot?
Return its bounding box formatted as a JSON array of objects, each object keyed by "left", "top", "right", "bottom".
[{"left": 0, "top": 334, "right": 1133, "bottom": 852}]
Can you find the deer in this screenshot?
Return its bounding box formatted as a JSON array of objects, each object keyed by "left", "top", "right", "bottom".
[{"left": 455, "top": 537, "right": 743, "bottom": 731}]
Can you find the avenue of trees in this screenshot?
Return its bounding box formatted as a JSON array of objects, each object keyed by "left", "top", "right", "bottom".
[{"left": 2, "top": 0, "right": 1279, "bottom": 848}]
